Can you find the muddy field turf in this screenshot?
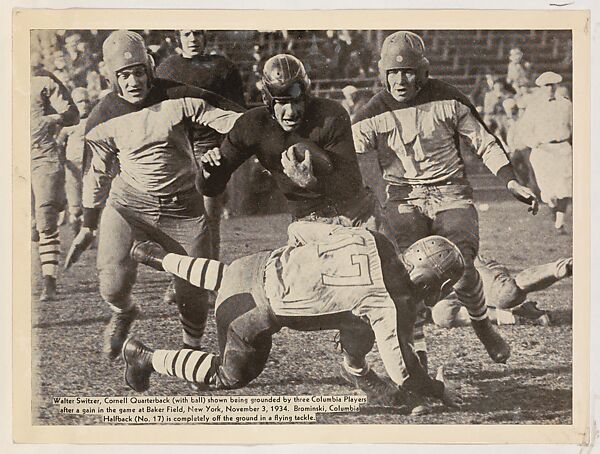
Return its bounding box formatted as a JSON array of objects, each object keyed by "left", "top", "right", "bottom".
[{"left": 31, "top": 190, "right": 573, "bottom": 425}]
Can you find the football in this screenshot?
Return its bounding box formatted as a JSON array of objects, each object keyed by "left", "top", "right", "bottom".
[{"left": 288, "top": 141, "right": 334, "bottom": 175}]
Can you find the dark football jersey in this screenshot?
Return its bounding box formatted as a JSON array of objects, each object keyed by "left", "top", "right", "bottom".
[
  {"left": 203, "top": 97, "right": 367, "bottom": 218},
  {"left": 156, "top": 54, "right": 245, "bottom": 149}
]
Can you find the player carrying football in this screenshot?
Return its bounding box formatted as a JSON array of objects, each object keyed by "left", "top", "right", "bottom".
[
  {"left": 123, "top": 222, "right": 464, "bottom": 413},
  {"left": 198, "top": 53, "right": 389, "bottom": 232},
  {"left": 351, "top": 31, "right": 539, "bottom": 365},
  {"left": 65, "top": 30, "right": 243, "bottom": 360}
]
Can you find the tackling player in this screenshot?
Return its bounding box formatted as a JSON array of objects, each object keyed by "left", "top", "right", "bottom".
[
  {"left": 65, "top": 30, "right": 243, "bottom": 360},
  {"left": 432, "top": 255, "right": 572, "bottom": 328},
  {"left": 31, "top": 54, "right": 80, "bottom": 301},
  {"left": 352, "top": 31, "right": 539, "bottom": 365},
  {"left": 124, "top": 222, "right": 465, "bottom": 412},
  {"left": 199, "top": 54, "right": 388, "bottom": 232}
]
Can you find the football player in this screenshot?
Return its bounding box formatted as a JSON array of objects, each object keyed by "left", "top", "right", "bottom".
[
  {"left": 124, "top": 222, "right": 464, "bottom": 413},
  {"left": 198, "top": 54, "right": 389, "bottom": 232},
  {"left": 57, "top": 87, "right": 93, "bottom": 236},
  {"left": 352, "top": 31, "right": 539, "bottom": 365},
  {"left": 432, "top": 255, "right": 572, "bottom": 328},
  {"left": 155, "top": 29, "right": 246, "bottom": 304},
  {"left": 31, "top": 54, "right": 80, "bottom": 301},
  {"left": 65, "top": 30, "right": 243, "bottom": 360}
]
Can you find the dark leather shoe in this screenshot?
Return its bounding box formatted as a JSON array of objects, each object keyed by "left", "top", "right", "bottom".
[
  {"left": 123, "top": 337, "right": 154, "bottom": 392},
  {"left": 130, "top": 241, "right": 167, "bottom": 271}
]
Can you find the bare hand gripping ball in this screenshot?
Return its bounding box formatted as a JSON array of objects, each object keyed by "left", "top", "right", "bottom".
[{"left": 288, "top": 141, "right": 334, "bottom": 175}]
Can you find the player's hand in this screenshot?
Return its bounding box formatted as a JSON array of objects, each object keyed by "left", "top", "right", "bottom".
[
  {"left": 64, "top": 227, "right": 96, "bottom": 270},
  {"left": 281, "top": 146, "right": 317, "bottom": 189},
  {"left": 200, "top": 147, "right": 222, "bottom": 170},
  {"left": 507, "top": 180, "right": 539, "bottom": 215},
  {"left": 436, "top": 366, "right": 463, "bottom": 408}
]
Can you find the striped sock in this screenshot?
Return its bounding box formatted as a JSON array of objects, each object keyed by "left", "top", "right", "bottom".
[
  {"left": 413, "top": 313, "right": 427, "bottom": 353},
  {"left": 455, "top": 271, "right": 488, "bottom": 321},
  {"left": 39, "top": 230, "right": 60, "bottom": 277},
  {"left": 152, "top": 348, "right": 218, "bottom": 385},
  {"left": 162, "top": 254, "right": 226, "bottom": 292},
  {"left": 555, "top": 258, "right": 573, "bottom": 279},
  {"left": 180, "top": 315, "right": 206, "bottom": 348}
]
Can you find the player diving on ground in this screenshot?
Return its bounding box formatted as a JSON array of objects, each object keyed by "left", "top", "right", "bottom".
[{"left": 123, "top": 221, "right": 465, "bottom": 414}]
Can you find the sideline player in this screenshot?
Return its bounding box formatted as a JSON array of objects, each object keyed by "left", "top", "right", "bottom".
[
  {"left": 57, "top": 87, "right": 93, "bottom": 236},
  {"left": 31, "top": 54, "right": 80, "bottom": 301},
  {"left": 352, "top": 31, "right": 538, "bottom": 364},
  {"left": 431, "top": 256, "right": 572, "bottom": 328},
  {"left": 65, "top": 30, "right": 243, "bottom": 360},
  {"left": 124, "top": 222, "right": 464, "bottom": 412},
  {"left": 199, "top": 54, "right": 388, "bottom": 232}
]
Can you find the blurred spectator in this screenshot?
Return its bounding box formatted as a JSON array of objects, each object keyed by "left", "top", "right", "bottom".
[
  {"left": 519, "top": 71, "right": 572, "bottom": 234},
  {"left": 483, "top": 78, "right": 511, "bottom": 140},
  {"left": 507, "top": 47, "right": 532, "bottom": 90}
]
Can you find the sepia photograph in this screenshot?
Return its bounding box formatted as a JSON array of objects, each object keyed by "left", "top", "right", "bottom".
[{"left": 10, "top": 6, "right": 591, "bottom": 447}]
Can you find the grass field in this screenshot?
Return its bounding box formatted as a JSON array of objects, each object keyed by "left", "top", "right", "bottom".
[{"left": 31, "top": 191, "right": 573, "bottom": 425}]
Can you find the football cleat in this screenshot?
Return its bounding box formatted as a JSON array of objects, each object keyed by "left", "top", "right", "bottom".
[
  {"left": 123, "top": 337, "right": 154, "bottom": 392},
  {"left": 103, "top": 305, "right": 140, "bottom": 360},
  {"left": 471, "top": 318, "right": 511, "bottom": 364},
  {"left": 340, "top": 364, "right": 405, "bottom": 407},
  {"left": 405, "top": 391, "right": 432, "bottom": 416},
  {"left": 130, "top": 240, "right": 167, "bottom": 271},
  {"left": 39, "top": 276, "right": 57, "bottom": 302}
]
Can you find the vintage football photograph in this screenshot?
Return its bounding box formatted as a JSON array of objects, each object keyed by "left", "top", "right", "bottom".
[{"left": 18, "top": 10, "right": 588, "bottom": 441}]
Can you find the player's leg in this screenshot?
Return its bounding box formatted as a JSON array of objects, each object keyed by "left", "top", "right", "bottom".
[
  {"left": 156, "top": 213, "right": 211, "bottom": 350},
  {"left": 383, "top": 193, "right": 431, "bottom": 360},
  {"left": 514, "top": 257, "right": 573, "bottom": 295},
  {"left": 204, "top": 193, "right": 224, "bottom": 260},
  {"left": 31, "top": 161, "right": 65, "bottom": 301},
  {"left": 475, "top": 256, "right": 525, "bottom": 310},
  {"left": 433, "top": 204, "right": 510, "bottom": 363},
  {"left": 431, "top": 293, "right": 466, "bottom": 328},
  {"left": 64, "top": 159, "right": 83, "bottom": 235},
  {"left": 123, "top": 252, "right": 277, "bottom": 392},
  {"left": 97, "top": 204, "right": 140, "bottom": 359}
]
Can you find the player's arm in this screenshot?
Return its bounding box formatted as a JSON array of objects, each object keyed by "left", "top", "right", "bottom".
[
  {"left": 198, "top": 121, "right": 255, "bottom": 197},
  {"left": 81, "top": 128, "right": 118, "bottom": 229},
  {"left": 182, "top": 97, "right": 243, "bottom": 135},
  {"left": 363, "top": 298, "right": 444, "bottom": 400},
  {"left": 65, "top": 128, "right": 117, "bottom": 269},
  {"left": 352, "top": 110, "right": 385, "bottom": 189},
  {"left": 456, "top": 101, "right": 538, "bottom": 213},
  {"left": 46, "top": 76, "right": 80, "bottom": 127}
]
